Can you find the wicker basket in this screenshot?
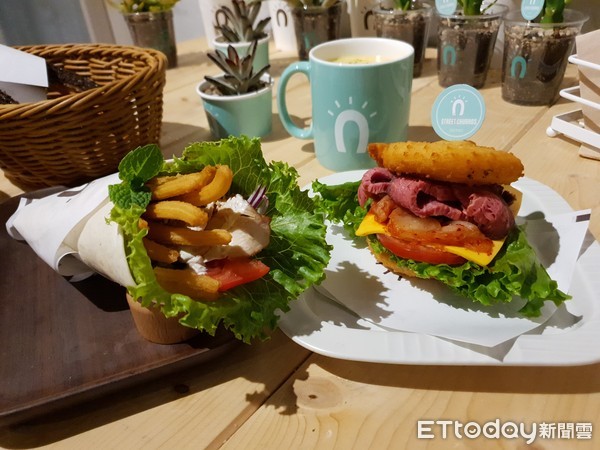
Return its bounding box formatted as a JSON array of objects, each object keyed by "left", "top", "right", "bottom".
[{"left": 0, "top": 44, "right": 167, "bottom": 190}]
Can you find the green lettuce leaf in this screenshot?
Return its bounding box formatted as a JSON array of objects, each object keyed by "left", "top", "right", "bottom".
[
  {"left": 108, "top": 144, "right": 165, "bottom": 210},
  {"left": 110, "top": 136, "right": 331, "bottom": 343},
  {"left": 312, "top": 179, "right": 570, "bottom": 317}
]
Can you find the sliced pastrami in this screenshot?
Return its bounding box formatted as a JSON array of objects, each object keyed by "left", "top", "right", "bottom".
[
  {"left": 359, "top": 172, "right": 515, "bottom": 239},
  {"left": 358, "top": 167, "right": 394, "bottom": 207}
]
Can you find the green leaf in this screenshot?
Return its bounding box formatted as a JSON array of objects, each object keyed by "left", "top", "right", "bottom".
[
  {"left": 108, "top": 144, "right": 163, "bottom": 209},
  {"left": 312, "top": 180, "right": 369, "bottom": 239},
  {"left": 540, "top": 0, "right": 566, "bottom": 23},
  {"left": 117, "top": 144, "right": 164, "bottom": 187},
  {"left": 457, "top": 0, "right": 485, "bottom": 15},
  {"left": 108, "top": 183, "right": 152, "bottom": 210},
  {"left": 392, "top": 0, "right": 412, "bottom": 11}
]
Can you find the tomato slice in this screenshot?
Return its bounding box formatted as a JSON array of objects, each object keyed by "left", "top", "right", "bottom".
[
  {"left": 377, "top": 234, "right": 467, "bottom": 266},
  {"left": 206, "top": 258, "right": 270, "bottom": 291}
]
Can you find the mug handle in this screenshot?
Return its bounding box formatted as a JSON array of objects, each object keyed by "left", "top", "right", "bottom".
[{"left": 277, "top": 61, "right": 313, "bottom": 140}]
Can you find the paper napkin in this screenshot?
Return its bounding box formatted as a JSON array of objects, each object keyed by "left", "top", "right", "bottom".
[
  {"left": 319, "top": 209, "right": 589, "bottom": 349},
  {"left": 5, "top": 173, "right": 135, "bottom": 287}
]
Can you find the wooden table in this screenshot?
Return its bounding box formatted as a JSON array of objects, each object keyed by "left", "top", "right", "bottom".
[{"left": 1, "top": 39, "right": 599, "bottom": 449}]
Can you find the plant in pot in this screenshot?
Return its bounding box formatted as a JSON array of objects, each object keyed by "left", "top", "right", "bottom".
[
  {"left": 501, "top": 1, "right": 588, "bottom": 105},
  {"left": 197, "top": 40, "right": 273, "bottom": 139},
  {"left": 213, "top": 0, "right": 271, "bottom": 72},
  {"left": 372, "top": 0, "right": 433, "bottom": 77},
  {"left": 285, "top": 0, "right": 343, "bottom": 60},
  {"left": 436, "top": 0, "right": 508, "bottom": 88},
  {"left": 109, "top": 0, "right": 180, "bottom": 68}
]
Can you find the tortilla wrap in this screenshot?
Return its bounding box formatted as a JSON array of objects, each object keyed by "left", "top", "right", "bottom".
[{"left": 77, "top": 200, "right": 135, "bottom": 287}]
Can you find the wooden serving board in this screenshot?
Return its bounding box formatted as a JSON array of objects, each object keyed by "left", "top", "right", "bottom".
[{"left": 0, "top": 196, "right": 237, "bottom": 426}]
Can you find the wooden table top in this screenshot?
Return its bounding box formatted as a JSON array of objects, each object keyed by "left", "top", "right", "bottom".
[{"left": 1, "top": 38, "right": 599, "bottom": 449}]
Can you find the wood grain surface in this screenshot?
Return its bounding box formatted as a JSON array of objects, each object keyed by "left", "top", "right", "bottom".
[{"left": 0, "top": 196, "right": 238, "bottom": 427}]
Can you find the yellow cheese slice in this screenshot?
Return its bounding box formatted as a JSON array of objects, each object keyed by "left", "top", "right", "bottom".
[
  {"left": 504, "top": 184, "right": 523, "bottom": 216},
  {"left": 356, "top": 212, "right": 386, "bottom": 236},
  {"left": 355, "top": 212, "right": 505, "bottom": 266},
  {"left": 443, "top": 239, "right": 505, "bottom": 266}
]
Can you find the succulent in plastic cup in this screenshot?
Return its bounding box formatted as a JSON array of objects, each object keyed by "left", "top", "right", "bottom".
[
  {"left": 373, "top": 1, "right": 432, "bottom": 77},
  {"left": 436, "top": 1, "right": 508, "bottom": 88},
  {"left": 501, "top": 8, "right": 588, "bottom": 106}
]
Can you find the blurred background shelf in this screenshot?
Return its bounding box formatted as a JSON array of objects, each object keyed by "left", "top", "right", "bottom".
[{"left": 547, "top": 54, "right": 600, "bottom": 158}]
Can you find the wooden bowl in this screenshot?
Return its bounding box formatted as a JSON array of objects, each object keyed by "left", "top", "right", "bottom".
[{"left": 126, "top": 294, "right": 199, "bottom": 345}]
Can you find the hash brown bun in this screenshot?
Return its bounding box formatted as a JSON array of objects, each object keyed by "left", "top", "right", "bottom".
[{"left": 368, "top": 140, "right": 524, "bottom": 185}]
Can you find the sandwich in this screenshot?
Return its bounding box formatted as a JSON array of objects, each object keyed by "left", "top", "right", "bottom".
[
  {"left": 313, "top": 140, "right": 569, "bottom": 317},
  {"left": 107, "top": 136, "right": 331, "bottom": 342}
]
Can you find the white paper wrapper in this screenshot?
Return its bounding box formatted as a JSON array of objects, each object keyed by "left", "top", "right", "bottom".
[
  {"left": 5, "top": 173, "right": 135, "bottom": 287},
  {"left": 319, "top": 210, "right": 590, "bottom": 348}
]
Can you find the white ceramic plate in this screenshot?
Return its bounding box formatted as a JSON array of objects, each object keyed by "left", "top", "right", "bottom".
[{"left": 279, "top": 171, "right": 600, "bottom": 365}]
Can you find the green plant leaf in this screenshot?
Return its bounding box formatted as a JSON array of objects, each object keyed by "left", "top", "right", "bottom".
[
  {"left": 540, "top": 0, "right": 566, "bottom": 23},
  {"left": 392, "top": 0, "right": 412, "bottom": 11},
  {"left": 109, "top": 144, "right": 163, "bottom": 209},
  {"left": 215, "top": 0, "right": 270, "bottom": 42},
  {"left": 457, "top": 0, "right": 487, "bottom": 15},
  {"left": 108, "top": 183, "right": 152, "bottom": 210},
  {"left": 117, "top": 144, "right": 164, "bottom": 187},
  {"left": 205, "top": 42, "right": 268, "bottom": 95},
  {"left": 109, "top": 0, "right": 180, "bottom": 13}
]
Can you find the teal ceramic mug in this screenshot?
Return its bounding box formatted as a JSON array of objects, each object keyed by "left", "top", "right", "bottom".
[{"left": 277, "top": 37, "right": 414, "bottom": 171}]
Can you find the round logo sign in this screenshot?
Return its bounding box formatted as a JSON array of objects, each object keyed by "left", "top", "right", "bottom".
[
  {"left": 521, "top": 0, "right": 544, "bottom": 21},
  {"left": 431, "top": 84, "right": 485, "bottom": 141},
  {"left": 435, "top": 0, "right": 458, "bottom": 16}
]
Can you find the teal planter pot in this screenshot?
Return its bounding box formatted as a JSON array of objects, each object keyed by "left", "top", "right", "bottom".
[
  {"left": 212, "top": 34, "right": 270, "bottom": 74},
  {"left": 197, "top": 75, "right": 273, "bottom": 139}
]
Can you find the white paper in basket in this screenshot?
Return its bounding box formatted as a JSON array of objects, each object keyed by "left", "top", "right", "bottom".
[
  {"left": 5, "top": 173, "right": 135, "bottom": 287},
  {"left": 320, "top": 210, "right": 590, "bottom": 348}
]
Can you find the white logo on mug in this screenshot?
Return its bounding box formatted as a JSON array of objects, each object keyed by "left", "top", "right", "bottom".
[{"left": 328, "top": 97, "right": 377, "bottom": 154}]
